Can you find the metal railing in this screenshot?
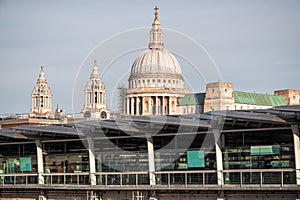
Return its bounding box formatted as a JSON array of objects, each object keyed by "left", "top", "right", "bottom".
[
  {"left": 154, "top": 170, "right": 218, "bottom": 187},
  {"left": 95, "top": 171, "right": 150, "bottom": 186},
  {"left": 43, "top": 172, "right": 90, "bottom": 186},
  {"left": 0, "top": 169, "right": 298, "bottom": 188},
  {"left": 0, "top": 173, "right": 38, "bottom": 185},
  {"left": 0, "top": 113, "right": 29, "bottom": 120},
  {"left": 223, "top": 168, "right": 296, "bottom": 187}
]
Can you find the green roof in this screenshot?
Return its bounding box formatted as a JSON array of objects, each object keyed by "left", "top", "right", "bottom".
[
  {"left": 233, "top": 91, "right": 287, "bottom": 106},
  {"left": 178, "top": 93, "right": 205, "bottom": 106}
]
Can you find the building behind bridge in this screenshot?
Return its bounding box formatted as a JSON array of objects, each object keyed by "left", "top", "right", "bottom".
[{"left": 0, "top": 6, "right": 300, "bottom": 200}]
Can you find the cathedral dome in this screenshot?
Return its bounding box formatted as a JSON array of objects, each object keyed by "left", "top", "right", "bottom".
[
  {"left": 124, "top": 7, "right": 189, "bottom": 116},
  {"left": 128, "top": 6, "right": 184, "bottom": 89},
  {"left": 130, "top": 49, "right": 183, "bottom": 79}
]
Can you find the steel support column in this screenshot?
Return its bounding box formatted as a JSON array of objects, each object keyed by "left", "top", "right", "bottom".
[
  {"left": 35, "top": 139, "right": 44, "bottom": 185},
  {"left": 292, "top": 125, "right": 300, "bottom": 185},
  {"left": 147, "top": 135, "right": 156, "bottom": 186},
  {"left": 87, "top": 137, "right": 96, "bottom": 185}
]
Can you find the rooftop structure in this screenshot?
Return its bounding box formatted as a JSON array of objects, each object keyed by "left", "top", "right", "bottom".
[
  {"left": 0, "top": 106, "right": 299, "bottom": 199},
  {"left": 29, "top": 66, "right": 54, "bottom": 118},
  {"left": 179, "top": 82, "right": 299, "bottom": 115},
  {"left": 124, "top": 6, "right": 189, "bottom": 116},
  {"left": 81, "top": 59, "right": 110, "bottom": 119}
]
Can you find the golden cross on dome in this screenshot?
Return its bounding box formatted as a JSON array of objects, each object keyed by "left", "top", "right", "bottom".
[
  {"left": 93, "top": 59, "right": 97, "bottom": 67},
  {"left": 154, "top": 6, "right": 159, "bottom": 21}
]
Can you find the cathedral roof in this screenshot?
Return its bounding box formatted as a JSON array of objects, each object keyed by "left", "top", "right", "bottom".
[
  {"left": 233, "top": 91, "right": 287, "bottom": 106},
  {"left": 178, "top": 93, "right": 206, "bottom": 106}
]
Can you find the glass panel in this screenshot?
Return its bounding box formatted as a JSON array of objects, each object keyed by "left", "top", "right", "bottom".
[
  {"left": 187, "top": 173, "right": 203, "bottom": 185},
  {"left": 138, "top": 174, "right": 149, "bottom": 185},
  {"left": 224, "top": 172, "right": 240, "bottom": 184},
  {"left": 79, "top": 174, "right": 89, "bottom": 185},
  {"left": 283, "top": 171, "right": 296, "bottom": 184},
  {"left": 44, "top": 174, "right": 51, "bottom": 185},
  {"left": 4, "top": 158, "right": 19, "bottom": 173},
  {"left": 156, "top": 173, "right": 168, "bottom": 185},
  {"left": 65, "top": 174, "right": 78, "bottom": 184},
  {"left": 122, "top": 174, "right": 136, "bottom": 185},
  {"left": 96, "top": 174, "right": 106, "bottom": 185},
  {"left": 15, "top": 175, "right": 26, "bottom": 184},
  {"left": 97, "top": 152, "right": 148, "bottom": 172},
  {"left": 22, "top": 143, "right": 36, "bottom": 155},
  {"left": 205, "top": 173, "right": 217, "bottom": 184},
  {"left": 242, "top": 172, "right": 260, "bottom": 184},
  {"left": 51, "top": 174, "right": 64, "bottom": 184},
  {"left": 262, "top": 172, "right": 281, "bottom": 184},
  {"left": 28, "top": 175, "right": 38, "bottom": 184},
  {"left": 250, "top": 147, "right": 260, "bottom": 155},
  {"left": 251, "top": 145, "right": 280, "bottom": 155},
  {"left": 223, "top": 145, "right": 294, "bottom": 170},
  {"left": 107, "top": 174, "right": 120, "bottom": 185},
  {"left": 4, "top": 176, "right": 15, "bottom": 184},
  {"left": 170, "top": 173, "right": 185, "bottom": 185}
]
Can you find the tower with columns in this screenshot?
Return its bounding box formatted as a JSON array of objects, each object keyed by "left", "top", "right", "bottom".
[
  {"left": 124, "top": 6, "right": 189, "bottom": 116},
  {"left": 81, "top": 59, "right": 110, "bottom": 119},
  {"left": 29, "top": 66, "right": 54, "bottom": 118}
]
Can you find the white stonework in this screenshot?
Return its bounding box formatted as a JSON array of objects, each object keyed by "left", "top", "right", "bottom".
[
  {"left": 233, "top": 103, "right": 272, "bottom": 110},
  {"left": 81, "top": 60, "right": 110, "bottom": 119},
  {"left": 29, "top": 66, "right": 54, "bottom": 118},
  {"left": 124, "top": 6, "right": 189, "bottom": 116}
]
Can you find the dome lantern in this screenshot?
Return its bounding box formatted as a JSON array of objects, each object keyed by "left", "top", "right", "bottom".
[{"left": 149, "top": 6, "right": 164, "bottom": 50}]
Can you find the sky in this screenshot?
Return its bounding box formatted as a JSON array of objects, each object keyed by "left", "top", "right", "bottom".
[{"left": 0, "top": 0, "right": 299, "bottom": 115}]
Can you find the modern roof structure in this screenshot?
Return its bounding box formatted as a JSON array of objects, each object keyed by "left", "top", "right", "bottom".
[{"left": 0, "top": 105, "right": 299, "bottom": 199}]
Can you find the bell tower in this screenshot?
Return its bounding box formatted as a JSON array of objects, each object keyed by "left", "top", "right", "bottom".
[
  {"left": 29, "top": 66, "right": 54, "bottom": 118},
  {"left": 81, "top": 59, "right": 110, "bottom": 119}
]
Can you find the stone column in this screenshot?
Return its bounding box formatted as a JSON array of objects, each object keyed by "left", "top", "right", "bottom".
[
  {"left": 103, "top": 91, "right": 106, "bottom": 104},
  {"left": 146, "top": 135, "right": 156, "bottom": 186},
  {"left": 168, "top": 97, "right": 172, "bottom": 115},
  {"left": 126, "top": 97, "right": 130, "bottom": 115},
  {"left": 149, "top": 97, "right": 152, "bottom": 115},
  {"left": 136, "top": 97, "right": 140, "bottom": 116},
  {"left": 46, "top": 97, "right": 49, "bottom": 109},
  {"left": 32, "top": 97, "right": 35, "bottom": 109},
  {"left": 87, "top": 137, "right": 96, "bottom": 185},
  {"left": 98, "top": 92, "right": 100, "bottom": 104},
  {"left": 155, "top": 96, "right": 158, "bottom": 115},
  {"left": 35, "top": 140, "right": 44, "bottom": 185},
  {"left": 91, "top": 92, "right": 94, "bottom": 108},
  {"left": 98, "top": 92, "right": 101, "bottom": 104},
  {"left": 142, "top": 97, "right": 145, "bottom": 115},
  {"left": 292, "top": 125, "right": 300, "bottom": 185},
  {"left": 131, "top": 97, "right": 135, "bottom": 115},
  {"left": 162, "top": 96, "right": 165, "bottom": 115},
  {"left": 174, "top": 97, "right": 178, "bottom": 114},
  {"left": 44, "top": 97, "right": 47, "bottom": 109}
]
